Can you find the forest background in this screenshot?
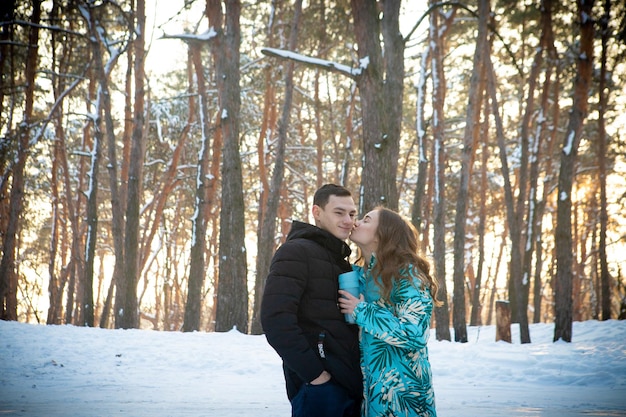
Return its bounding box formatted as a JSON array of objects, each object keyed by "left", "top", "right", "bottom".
[{"left": 1, "top": 0, "right": 625, "bottom": 344}]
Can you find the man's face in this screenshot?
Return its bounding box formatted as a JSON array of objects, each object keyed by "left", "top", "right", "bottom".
[{"left": 312, "top": 195, "right": 357, "bottom": 240}]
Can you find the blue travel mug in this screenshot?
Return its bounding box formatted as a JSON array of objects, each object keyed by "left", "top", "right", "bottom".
[{"left": 338, "top": 270, "right": 360, "bottom": 324}]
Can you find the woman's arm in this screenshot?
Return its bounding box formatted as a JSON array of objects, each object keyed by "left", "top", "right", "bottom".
[{"left": 350, "top": 271, "right": 434, "bottom": 350}]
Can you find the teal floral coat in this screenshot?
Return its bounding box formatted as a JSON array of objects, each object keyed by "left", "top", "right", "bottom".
[{"left": 352, "top": 259, "right": 437, "bottom": 417}]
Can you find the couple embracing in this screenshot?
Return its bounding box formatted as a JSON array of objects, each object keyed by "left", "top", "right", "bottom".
[{"left": 261, "top": 184, "right": 441, "bottom": 417}]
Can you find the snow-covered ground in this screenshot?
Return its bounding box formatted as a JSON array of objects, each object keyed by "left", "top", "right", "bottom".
[{"left": 1, "top": 319, "right": 625, "bottom": 416}]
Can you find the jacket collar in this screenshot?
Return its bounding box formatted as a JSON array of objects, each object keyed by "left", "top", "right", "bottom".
[{"left": 287, "top": 220, "right": 352, "bottom": 259}]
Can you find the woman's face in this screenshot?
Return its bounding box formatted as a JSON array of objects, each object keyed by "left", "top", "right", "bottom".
[{"left": 349, "top": 209, "right": 380, "bottom": 253}]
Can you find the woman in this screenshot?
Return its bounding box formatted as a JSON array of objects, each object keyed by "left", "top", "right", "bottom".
[{"left": 338, "top": 207, "right": 441, "bottom": 417}]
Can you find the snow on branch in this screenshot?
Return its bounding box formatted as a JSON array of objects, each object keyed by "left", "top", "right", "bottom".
[
  {"left": 260, "top": 47, "right": 363, "bottom": 78},
  {"left": 161, "top": 29, "right": 218, "bottom": 43}
]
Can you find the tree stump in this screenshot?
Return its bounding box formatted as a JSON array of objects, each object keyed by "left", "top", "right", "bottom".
[{"left": 496, "top": 300, "right": 512, "bottom": 343}]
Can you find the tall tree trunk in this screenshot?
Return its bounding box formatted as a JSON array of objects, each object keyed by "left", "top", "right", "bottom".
[
  {"left": 598, "top": 0, "right": 611, "bottom": 321},
  {"left": 89, "top": 56, "right": 114, "bottom": 328},
  {"left": 84, "top": 9, "right": 129, "bottom": 328},
  {"left": 47, "top": 0, "right": 74, "bottom": 324},
  {"left": 48, "top": 128, "right": 61, "bottom": 324},
  {"left": 81, "top": 7, "right": 116, "bottom": 327},
  {"left": 250, "top": 0, "right": 278, "bottom": 335},
  {"left": 182, "top": 43, "right": 212, "bottom": 332},
  {"left": 204, "top": 107, "right": 223, "bottom": 332},
  {"left": 0, "top": 0, "right": 15, "bottom": 117},
  {"left": 0, "top": 146, "right": 10, "bottom": 318},
  {"left": 350, "top": 0, "right": 403, "bottom": 211},
  {"left": 0, "top": 0, "right": 41, "bottom": 321},
  {"left": 83, "top": 110, "right": 102, "bottom": 327},
  {"left": 117, "top": 0, "right": 146, "bottom": 329},
  {"left": 411, "top": 48, "right": 429, "bottom": 234},
  {"left": 554, "top": 0, "right": 594, "bottom": 342},
  {"left": 314, "top": 0, "right": 327, "bottom": 188},
  {"left": 452, "top": 0, "right": 489, "bottom": 343},
  {"left": 210, "top": 0, "right": 249, "bottom": 333},
  {"left": 107, "top": 29, "right": 133, "bottom": 322},
  {"left": 517, "top": 0, "right": 557, "bottom": 339},
  {"left": 63, "top": 64, "right": 94, "bottom": 325},
  {"left": 529, "top": 60, "right": 552, "bottom": 324},
  {"left": 533, "top": 44, "right": 560, "bottom": 324},
  {"left": 429, "top": 3, "right": 451, "bottom": 341},
  {"left": 250, "top": 0, "right": 301, "bottom": 335},
  {"left": 81, "top": 2, "right": 128, "bottom": 328},
  {"left": 484, "top": 11, "right": 535, "bottom": 342},
  {"left": 339, "top": 88, "right": 357, "bottom": 188},
  {"left": 471, "top": 113, "right": 490, "bottom": 326},
  {"left": 98, "top": 17, "right": 133, "bottom": 326}
]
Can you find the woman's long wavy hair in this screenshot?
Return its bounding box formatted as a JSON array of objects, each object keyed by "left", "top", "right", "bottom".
[{"left": 361, "top": 207, "right": 442, "bottom": 306}]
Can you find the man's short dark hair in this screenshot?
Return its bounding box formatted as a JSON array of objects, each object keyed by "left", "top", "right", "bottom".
[{"left": 313, "top": 184, "right": 352, "bottom": 208}]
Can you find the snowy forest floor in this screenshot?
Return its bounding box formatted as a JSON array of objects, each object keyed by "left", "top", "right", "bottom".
[{"left": 1, "top": 319, "right": 625, "bottom": 417}]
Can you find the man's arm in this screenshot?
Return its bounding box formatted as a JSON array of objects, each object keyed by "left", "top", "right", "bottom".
[{"left": 261, "top": 241, "right": 327, "bottom": 384}]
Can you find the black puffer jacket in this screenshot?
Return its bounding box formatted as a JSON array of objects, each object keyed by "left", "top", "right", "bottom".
[{"left": 261, "top": 221, "right": 362, "bottom": 401}]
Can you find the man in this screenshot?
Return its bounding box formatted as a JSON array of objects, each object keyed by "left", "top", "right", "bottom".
[{"left": 261, "top": 184, "right": 362, "bottom": 417}]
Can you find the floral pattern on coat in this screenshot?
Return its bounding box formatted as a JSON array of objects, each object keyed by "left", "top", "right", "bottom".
[{"left": 352, "top": 260, "right": 437, "bottom": 417}]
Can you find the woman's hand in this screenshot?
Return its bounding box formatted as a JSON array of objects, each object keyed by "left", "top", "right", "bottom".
[{"left": 338, "top": 290, "right": 364, "bottom": 316}]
